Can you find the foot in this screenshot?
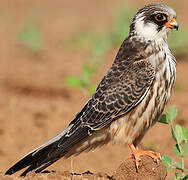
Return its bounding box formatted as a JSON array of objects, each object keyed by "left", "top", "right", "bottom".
[{"left": 128, "top": 144, "right": 161, "bottom": 169}]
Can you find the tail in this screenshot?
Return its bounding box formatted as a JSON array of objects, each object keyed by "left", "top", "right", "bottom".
[{"left": 5, "top": 124, "right": 92, "bottom": 176}]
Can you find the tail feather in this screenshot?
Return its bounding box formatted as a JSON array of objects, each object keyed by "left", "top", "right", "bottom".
[
  {"left": 5, "top": 125, "right": 92, "bottom": 176},
  {"left": 20, "top": 157, "right": 58, "bottom": 177},
  {"left": 5, "top": 138, "right": 58, "bottom": 175}
]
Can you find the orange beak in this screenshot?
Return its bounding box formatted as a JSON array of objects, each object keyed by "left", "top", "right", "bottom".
[{"left": 165, "top": 18, "right": 179, "bottom": 30}]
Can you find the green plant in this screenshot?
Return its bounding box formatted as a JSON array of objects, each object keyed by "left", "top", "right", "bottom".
[
  {"left": 19, "top": 17, "right": 42, "bottom": 55},
  {"left": 159, "top": 106, "right": 188, "bottom": 180},
  {"left": 66, "top": 64, "right": 97, "bottom": 95}
]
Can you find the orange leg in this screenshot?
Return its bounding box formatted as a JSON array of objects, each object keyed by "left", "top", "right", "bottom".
[{"left": 128, "top": 144, "right": 161, "bottom": 169}]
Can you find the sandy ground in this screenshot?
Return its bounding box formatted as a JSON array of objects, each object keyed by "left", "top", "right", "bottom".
[
  {"left": 1, "top": 157, "right": 167, "bottom": 180},
  {"left": 0, "top": 0, "right": 188, "bottom": 179}
]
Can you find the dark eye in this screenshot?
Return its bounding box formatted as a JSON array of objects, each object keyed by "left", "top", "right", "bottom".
[{"left": 154, "top": 14, "right": 166, "bottom": 22}]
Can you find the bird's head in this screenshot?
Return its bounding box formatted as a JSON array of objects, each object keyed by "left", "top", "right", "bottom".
[{"left": 130, "top": 4, "right": 178, "bottom": 42}]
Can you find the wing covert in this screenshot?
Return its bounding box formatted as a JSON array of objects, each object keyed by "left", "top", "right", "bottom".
[{"left": 72, "top": 59, "right": 155, "bottom": 131}]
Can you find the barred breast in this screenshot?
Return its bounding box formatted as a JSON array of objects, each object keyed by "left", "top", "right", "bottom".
[{"left": 110, "top": 41, "right": 176, "bottom": 146}]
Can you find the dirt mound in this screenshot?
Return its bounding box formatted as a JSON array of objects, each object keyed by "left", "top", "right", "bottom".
[
  {"left": 1, "top": 157, "right": 167, "bottom": 180},
  {"left": 113, "top": 156, "right": 167, "bottom": 180}
]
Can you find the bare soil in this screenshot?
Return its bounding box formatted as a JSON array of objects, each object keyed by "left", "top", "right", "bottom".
[
  {"left": 1, "top": 157, "right": 167, "bottom": 180},
  {"left": 0, "top": 0, "right": 188, "bottom": 179}
]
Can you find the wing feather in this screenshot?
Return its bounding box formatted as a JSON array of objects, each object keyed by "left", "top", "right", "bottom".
[{"left": 81, "top": 59, "right": 155, "bottom": 130}]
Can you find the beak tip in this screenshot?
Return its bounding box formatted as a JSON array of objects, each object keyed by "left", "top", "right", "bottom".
[
  {"left": 174, "top": 25, "right": 179, "bottom": 31},
  {"left": 165, "top": 18, "right": 178, "bottom": 31}
]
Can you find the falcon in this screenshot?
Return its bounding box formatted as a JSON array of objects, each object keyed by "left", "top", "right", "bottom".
[{"left": 6, "top": 4, "right": 178, "bottom": 176}]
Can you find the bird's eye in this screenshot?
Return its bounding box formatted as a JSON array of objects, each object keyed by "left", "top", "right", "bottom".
[{"left": 154, "top": 14, "right": 166, "bottom": 22}]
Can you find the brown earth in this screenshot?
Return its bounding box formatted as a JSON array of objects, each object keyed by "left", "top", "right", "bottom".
[
  {"left": 0, "top": 0, "right": 188, "bottom": 180},
  {"left": 1, "top": 157, "right": 167, "bottom": 180}
]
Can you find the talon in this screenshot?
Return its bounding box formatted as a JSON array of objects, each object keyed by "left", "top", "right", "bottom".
[
  {"left": 135, "top": 156, "right": 141, "bottom": 170},
  {"left": 153, "top": 152, "right": 161, "bottom": 163},
  {"left": 128, "top": 154, "right": 134, "bottom": 159},
  {"left": 128, "top": 144, "right": 161, "bottom": 169}
]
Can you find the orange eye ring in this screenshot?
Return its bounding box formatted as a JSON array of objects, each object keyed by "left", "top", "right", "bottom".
[{"left": 154, "top": 14, "right": 166, "bottom": 22}]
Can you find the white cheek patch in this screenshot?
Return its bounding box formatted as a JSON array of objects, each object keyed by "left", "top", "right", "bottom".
[
  {"left": 135, "top": 19, "right": 158, "bottom": 39},
  {"left": 134, "top": 16, "right": 170, "bottom": 42}
]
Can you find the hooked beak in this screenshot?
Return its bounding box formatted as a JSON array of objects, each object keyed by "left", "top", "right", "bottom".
[{"left": 165, "top": 18, "right": 179, "bottom": 30}]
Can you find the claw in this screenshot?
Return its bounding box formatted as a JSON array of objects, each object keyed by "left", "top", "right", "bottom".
[{"left": 128, "top": 144, "right": 161, "bottom": 170}]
